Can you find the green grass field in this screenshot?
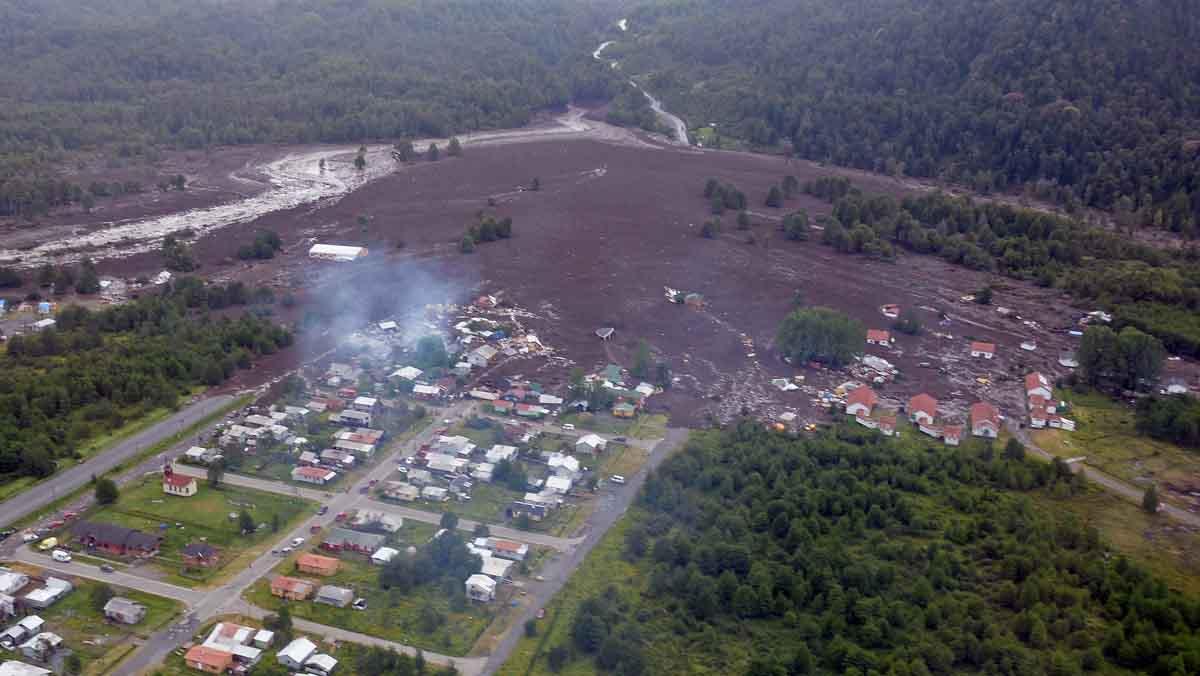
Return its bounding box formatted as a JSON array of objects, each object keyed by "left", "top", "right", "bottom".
[
  {"left": 558, "top": 413, "right": 668, "bottom": 440},
  {"left": 75, "top": 478, "right": 313, "bottom": 587},
  {"left": 245, "top": 548, "right": 495, "bottom": 656},
  {"left": 8, "top": 565, "right": 182, "bottom": 675},
  {"left": 1032, "top": 389, "right": 1200, "bottom": 507}
]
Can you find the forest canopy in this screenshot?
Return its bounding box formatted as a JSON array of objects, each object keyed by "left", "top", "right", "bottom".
[
  {"left": 0, "top": 0, "right": 626, "bottom": 217},
  {"left": 623, "top": 0, "right": 1200, "bottom": 234},
  {"left": 542, "top": 422, "right": 1200, "bottom": 675}
]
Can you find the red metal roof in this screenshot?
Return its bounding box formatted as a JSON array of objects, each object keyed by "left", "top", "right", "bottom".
[{"left": 908, "top": 393, "right": 938, "bottom": 418}]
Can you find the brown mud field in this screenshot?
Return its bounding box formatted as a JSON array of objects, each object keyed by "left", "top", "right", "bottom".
[{"left": 71, "top": 131, "right": 1119, "bottom": 429}]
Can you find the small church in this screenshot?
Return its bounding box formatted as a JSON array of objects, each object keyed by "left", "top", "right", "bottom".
[{"left": 162, "top": 462, "right": 198, "bottom": 497}]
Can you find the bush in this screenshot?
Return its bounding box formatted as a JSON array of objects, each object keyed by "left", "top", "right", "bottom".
[{"left": 777, "top": 307, "right": 864, "bottom": 367}]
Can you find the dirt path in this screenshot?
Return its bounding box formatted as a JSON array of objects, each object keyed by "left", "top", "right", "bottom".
[{"left": 1008, "top": 420, "right": 1200, "bottom": 528}]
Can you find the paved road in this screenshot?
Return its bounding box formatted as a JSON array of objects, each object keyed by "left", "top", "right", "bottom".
[
  {"left": 13, "top": 548, "right": 204, "bottom": 604},
  {"left": 0, "top": 395, "right": 235, "bottom": 529},
  {"left": 1008, "top": 420, "right": 1200, "bottom": 527},
  {"left": 481, "top": 427, "right": 690, "bottom": 675}
]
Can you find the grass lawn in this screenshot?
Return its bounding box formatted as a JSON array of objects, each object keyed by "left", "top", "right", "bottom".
[
  {"left": 73, "top": 477, "right": 313, "bottom": 587},
  {"left": 626, "top": 414, "right": 668, "bottom": 440},
  {"left": 1032, "top": 389, "right": 1200, "bottom": 507},
  {"left": 245, "top": 549, "right": 496, "bottom": 656},
  {"left": 598, "top": 443, "right": 648, "bottom": 479},
  {"left": 9, "top": 564, "right": 182, "bottom": 675},
  {"left": 559, "top": 413, "right": 630, "bottom": 436},
  {"left": 1031, "top": 486, "right": 1200, "bottom": 598}
]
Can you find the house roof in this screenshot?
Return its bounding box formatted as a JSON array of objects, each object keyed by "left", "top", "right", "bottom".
[
  {"left": 278, "top": 637, "right": 317, "bottom": 664},
  {"left": 271, "top": 576, "right": 314, "bottom": 594},
  {"left": 70, "top": 521, "right": 161, "bottom": 550},
  {"left": 325, "top": 527, "right": 385, "bottom": 550},
  {"left": 1026, "top": 372, "right": 1049, "bottom": 391},
  {"left": 183, "top": 542, "right": 218, "bottom": 559},
  {"left": 867, "top": 329, "right": 891, "bottom": 342},
  {"left": 489, "top": 538, "right": 527, "bottom": 554},
  {"left": 943, "top": 425, "right": 963, "bottom": 438},
  {"left": 185, "top": 646, "right": 233, "bottom": 670},
  {"left": 293, "top": 466, "right": 337, "bottom": 481},
  {"left": 162, "top": 473, "right": 194, "bottom": 488},
  {"left": 297, "top": 553, "right": 339, "bottom": 573},
  {"left": 878, "top": 415, "right": 897, "bottom": 430},
  {"left": 103, "top": 597, "right": 144, "bottom": 616},
  {"left": 970, "top": 402, "right": 1000, "bottom": 427},
  {"left": 466, "top": 574, "right": 497, "bottom": 592},
  {"left": 908, "top": 393, "right": 938, "bottom": 418},
  {"left": 316, "top": 585, "right": 353, "bottom": 602},
  {"left": 846, "top": 386, "right": 877, "bottom": 409},
  {"left": 970, "top": 341, "right": 996, "bottom": 353}
]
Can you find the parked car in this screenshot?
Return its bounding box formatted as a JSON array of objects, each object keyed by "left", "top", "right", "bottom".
[
  {"left": 99, "top": 564, "right": 114, "bottom": 573},
  {"left": 352, "top": 598, "right": 368, "bottom": 611},
  {"left": 21, "top": 532, "right": 37, "bottom": 543},
  {"left": 317, "top": 506, "right": 328, "bottom": 515},
  {"left": 610, "top": 475, "right": 626, "bottom": 485},
  {"left": 290, "top": 537, "right": 305, "bottom": 547},
  {"left": 281, "top": 546, "right": 293, "bottom": 554},
  {"left": 561, "top": 423, "right": 575, "bottom": 431},
  {"left": 51, "top": 549, "right": 72, "bottom": 563}
]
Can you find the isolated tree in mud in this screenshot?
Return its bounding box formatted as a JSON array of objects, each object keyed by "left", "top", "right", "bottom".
[
  {"left": 776, "top": 306, "right": 864, "bottom": 367},
  {"left": 75, "top": 258, "right": 100, "bottom": 294},
  {"left": 737, "top": 210, "right": 751, "bottom": 230},
  {"left": 782, "top": 174, "right": 799, "bottom": 199},
  {"left": 632, "top": 340, "right": 653, "bottom": 379},
  {"left": 1142, "top": 483, "right": 1160, "bottom": 514},
  {"left": 448, "top": 136, "right": 462, "bottom": 156},
  {"left": 427, "top": 143, "right": 440, "bottom": 161},
  {"left": 393, "top": 140, "right": 415, "bottom": 162},
  {"left": 765, "top": 184, "right": 783, "bottom": 208}
]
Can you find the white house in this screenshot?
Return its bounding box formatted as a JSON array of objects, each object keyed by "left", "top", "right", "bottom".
[
  {"left": 481, "top": 556, "right": 514, "bottom": 580},
  {"left": 468, "top": 345, "right": 499, "bottom": 368},
  {"left": 845, "top": 387, "right": 877, "bottom": 418},
  {"left": 545, "top": 475, "right": 573, "bottom": 495},
  {"left": 371, "top": 547, "right": 400, "bottom": 565},
  {"left": 547, "top": 453, "right": 581, "bottom": 479},
  {"left": 575, "top": 434, "right": 607, "bottom": 455},
  {"left": 292, "top": 466, "right": 338, "bottom": 485},
  {"left": 277, "top": 637, "right": 317, "bottom": 670},
  {"left": 472, "top": 463, "right": 495, "bottom": 482},
  {"left": 0, "top": 661, "right": 52, "bottom": 676},
  {"left": 486, "top": 445, "right": 518, "bottom": 464},
  {"left": 351, "top": 396, "right": 378, "bottom": 412},
  {"left": 970, "top": 402, "right": 1000, "bottom": 438},
  {"left": 305, "top": 654, "right": 339, "bottom": 675},
  {"left": 391, "top": 366, "right": 424, "bottom": 381},
  {"left": 466, "top": 574, "right": 497, "bottom": 602},
  {"left": 970, "top": 341, "right": 996, "bottom": 359},
  {"left": 1025, "top": 372, "right": 1053, "bottom": 400}
]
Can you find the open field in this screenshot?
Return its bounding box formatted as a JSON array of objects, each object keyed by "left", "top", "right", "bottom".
[
  {"left": 245, "top": 546, "right": 495, "bottom": 657},
  {"left": 73, "top": 478, "right": 313, "bottom": 586},
  {"left": 1033, "top": 389, "right": 1200, "bottom": 511}
]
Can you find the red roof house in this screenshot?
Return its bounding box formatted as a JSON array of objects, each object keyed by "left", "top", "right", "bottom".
[
  {"left": 970, "top": 402, "right": 1000, "bottom": 438},
  {"left": 845, "top": 387, "right": 878, "bottom": 418},
  {"left": 970, "top": 341, "right": 996, "bottom": 358},
  {"left": 866, "top": 329, "right": 892, "bottom": 346},
  {"left": 908, "top": 393, "right": 938, "bottom": 426}
]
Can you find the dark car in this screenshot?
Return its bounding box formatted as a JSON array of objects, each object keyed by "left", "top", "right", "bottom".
[{"left": 317, "top": 506, "right": 328, "bottom": 515}]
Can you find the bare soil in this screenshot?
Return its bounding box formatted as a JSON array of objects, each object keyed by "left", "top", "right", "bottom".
[{"left": 62, "top": 133, "right": 1113, "bottom": 429}]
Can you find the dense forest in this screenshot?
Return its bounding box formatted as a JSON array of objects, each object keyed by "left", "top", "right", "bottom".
[
  {"left": 623, "top": 0, "right": 1200, "bottom": 233},
  {"left": 0, "top": 277, "right": 291, "bottom": 482},
  {"left": 540, "top": 423, "right": 1200, "bottom": 675},
  {"left": 0, "top": 0, "right": 625, "bottom": 218}
]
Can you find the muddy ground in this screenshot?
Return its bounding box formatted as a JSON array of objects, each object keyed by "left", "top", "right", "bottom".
[
  {"left": 50, "top": 132, "right": 1126, "bottom": 429},
  {"left": 0, "top": 145, "right": 294, "bottom": 250}
]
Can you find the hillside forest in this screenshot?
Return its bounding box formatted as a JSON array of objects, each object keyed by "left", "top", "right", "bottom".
[
  {"left": 0, "top": 277, "right": 291, "bottom": 482},
  {"left": 543, "top": 423, "right": 1200, "bottom": 675},
  {"left": 622, "top": 0, "right": 1200, "bottom": 234}
]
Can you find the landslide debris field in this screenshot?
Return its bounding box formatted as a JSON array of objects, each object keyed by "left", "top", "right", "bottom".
[{"left": 93, "top": 136, "right": 1093, "bottom": 427}]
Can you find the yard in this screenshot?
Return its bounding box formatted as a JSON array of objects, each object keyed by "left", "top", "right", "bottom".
[
  {"left": 1032, "top": 389, "right": 1200, "bottom": 508},
  {"left": 71, "top": 478, "right": 314, "bottom": 587},
  {"left": 244, "top": 548, "right": 496, "bottom": 656},
  {"left": 558, "top": 412, "right": 668, "bottom": 440},
  {"left": 9, "top": 565, "right": 181, "bottom": 675}
]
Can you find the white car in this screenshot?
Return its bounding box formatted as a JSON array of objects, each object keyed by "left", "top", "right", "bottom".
[
  {"left": 610, "top": 475, "right": 626, "bottom": 485},
  {"left": 290, "top": 537, "right": 305, "bottom": 547},
  {"left": 561, "top": 423, "right": 575, "bottom": 431},
  {"left": 21, "top": 532, "right": 37, "bottom": 543},
  {"left": 51, "top": 549, "right": 72, "bottom": 563}
]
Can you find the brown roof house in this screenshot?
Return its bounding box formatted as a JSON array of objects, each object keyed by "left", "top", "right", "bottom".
[
  {"left": 184, "top": 645, "right": 234, "bottom": 674},
  {"left": 182, "top": 542, "right": 220, "bottom": 568},
  {"left": 270, "top": 576, "right": 315, "bottom": 601},
  {"left": 970, "top": 341, "right": 995, "bottom": 359},
  {"left": 296, "top": 553, "right": 340, "bottom": 577}
]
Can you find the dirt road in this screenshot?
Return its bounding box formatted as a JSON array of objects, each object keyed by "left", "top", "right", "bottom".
[{"left": 1008, "top": 420, "right": 1200, "bottom": 528}]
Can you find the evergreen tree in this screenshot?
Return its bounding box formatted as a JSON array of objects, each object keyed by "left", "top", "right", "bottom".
[
  {"left": 94, "top": 477, "right": 119, "bottom": 504},
  {"left": 447, "top": 136, "right": 462, "bottom": 156},
  {"left": 427, "top": 143, "right": 440, "bottom": 161},
  {"left": 765, "top": 185, "right": 783, "bottom": 207},
  {"left": 1142, "top": 484, "right": 1159, "bottom": 514}
]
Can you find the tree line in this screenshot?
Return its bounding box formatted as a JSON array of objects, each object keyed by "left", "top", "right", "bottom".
[
  {"left": 0, "top": 278, "right": 291, "bottom": 482},
  {"left": 539, "top": 421, "right": 1200, "bottom": 675},
  {"left": 624, "top": 0, "right": 1200, "bottom": 235},
  {"left": 0, "top": 0, "right": 627, "bottom": 219}
]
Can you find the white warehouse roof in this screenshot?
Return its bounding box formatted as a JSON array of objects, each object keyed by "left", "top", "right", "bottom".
[{"left": 308, "top": 244, "right": 368, "bottom": 261}]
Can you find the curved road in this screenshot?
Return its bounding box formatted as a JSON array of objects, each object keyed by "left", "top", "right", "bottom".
[{"left": 0, "top": 395, "right": 234, "bottom": 529}]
